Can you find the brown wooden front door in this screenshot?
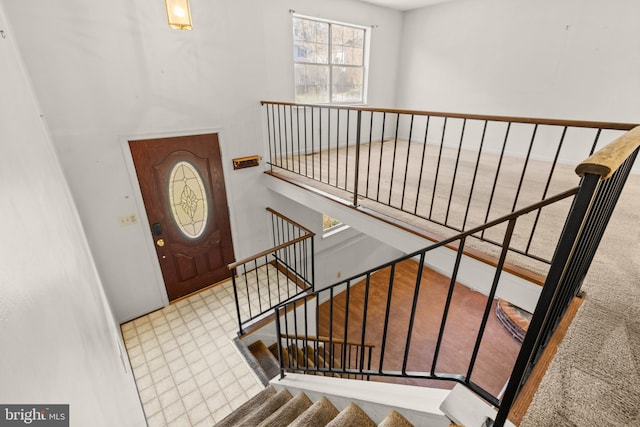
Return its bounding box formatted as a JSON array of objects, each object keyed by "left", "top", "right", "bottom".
[{"left": 129, "top": 133, "right": 235, "bottom": 301}]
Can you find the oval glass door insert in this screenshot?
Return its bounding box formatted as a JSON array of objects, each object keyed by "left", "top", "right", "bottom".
[{"left": 168, "top": 161, "right": 209, "bottom": 239}]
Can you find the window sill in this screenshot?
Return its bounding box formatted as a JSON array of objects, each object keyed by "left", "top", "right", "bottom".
[{"left": 322, "top": 224, "right": 350, "bottom": 239}]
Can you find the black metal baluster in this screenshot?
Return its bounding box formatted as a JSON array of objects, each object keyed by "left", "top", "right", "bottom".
[
  {"left": 388, "top": 113, "right": 401, "bottom": 206},
  {"left": 365, "top": 111, "right": 374, "bottom": 198},
  {"left": 359, "top": 272, "right": 371, "bottom": 374},
  {"left": 525, "top": 126, "right": 568, "bottom": 254},
  {"left": 265, "top": 103, "right": 274, "bottom": 171},
  {"left": 254, "top": 259, "right": 262, "bottom": 314},
  {"left": 462, "top": 120, "right": 488, "bottom": 231},
  {"left": 378, "top": 264, "right": 396, "bottom": 373},
  {"left": 327, "top": 107, "right": 331, "bottom": 185},
  {"left": 335, "top": 108, "right": 340, "bottom": 187},
  {"left": 304, "top": 296, "right": 309, "bottom": 371},
  {"left": 376, "top": 113, "right": 386, "bottom": 201},
  {"left": 429, "top": 117, "right": 447, "bottom": 219},
  {"left": 345, "top": 109, "right": 350, "bottom": 192},
  {"left": 402, "top": 253, "right": 425, "bottom": 375},
  {"left": 343, "top": 281, "right": 351, "bottom": 372},
  {"left": 511, "top": 124, "right": 538, "bottom": 212},
  {"left": 311, "top": 107, "right": 316, "bottom": 180},
  {"left": 319, "top": 107, "right": 323, "bottom": 183},
  {"left": 315, "top": 290, "right": 320, "bottom": 369},
  {"left": 289, "top": 105, "right": 295, "bottom": 173},
  {"left": 353, "top": 110, "right": 362, "bottom": 206},
  {"left": 243, "top": 264, "right": 252, "bottom": 321},
  {"left": 277, "top": 105, "right": 284, "bottom": 169},
  {"left": 445, "top": 118, "right": 467, "bottom": 227},
  {"left": 400, "top": 114, "right": 415, "bottom": 211},
  {"left": 230, "top": 269, "right": 244, "bottom": 335},
  {"left": 414, "top": 115, "right": 431, "bottom": 215},
  {"left": 466, "top": 219, "right": 516, "bottom": 383},
  {"left": 264, "top": 255, "right": 273, "bottom": 308},
  {"left": 275, "top": 306, "right": 285, "bottom": 378},
  {"left": 431, "top": 239, "right": 465, "bottom": 376},
  {"left": 296, "top": 105, "right": 301, "bottom": 174},
  {"left": 482, "top": 122, "right": 511, "bottom": 240},
  {"left": 304, "top": 106, "right": 309, "bottom": 176},
  {"left": 329, "top": 287, "right": 334, "bottom": 370},
  {"left": 589, "top": 128, "right": 602, "bottom": 155}
]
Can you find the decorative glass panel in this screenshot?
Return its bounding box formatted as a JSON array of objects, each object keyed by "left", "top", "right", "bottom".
[{"left": 168, "top": 161, "right": 208, "bottom": 239}]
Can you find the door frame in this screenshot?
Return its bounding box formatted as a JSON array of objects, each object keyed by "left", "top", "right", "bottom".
[{"left": 120, "top": 128, "right": 239, "bottom": 307}]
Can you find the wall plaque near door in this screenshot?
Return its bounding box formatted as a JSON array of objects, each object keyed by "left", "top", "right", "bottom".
[{"left": 232, "top": 155, "right": 260, "bottom": 170}]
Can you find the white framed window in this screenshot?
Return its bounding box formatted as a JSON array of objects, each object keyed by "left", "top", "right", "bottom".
[
  {"left": 322, "top": 214, "right": 342, "bottom": 231},
  {"left": 322, "top": 213, "right": 349, "bottom": 238},
  {"left": 293, "top": 15, "right": 368, "bottom": 104}
]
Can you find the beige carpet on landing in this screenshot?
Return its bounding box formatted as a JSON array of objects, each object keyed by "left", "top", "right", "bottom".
[
  {"left": 272, "top": 139, "right": 640, "bottom": 426},
  {"left": 520, "top": 178, "right": 640, "bottom": 427}
]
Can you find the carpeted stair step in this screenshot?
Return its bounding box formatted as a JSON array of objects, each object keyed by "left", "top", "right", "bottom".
[
  {"left": 248, "top": 340, "right": 281, "bottom": 380},
  {"left": 378, "top": 410, "right": 414, "bottom": 427},
  {"left": 326, "top": 402, "right": 377, "bottom": 427},
  {"left": 256, "top": 392, "right": 313, "bottom": 427},
  {"left": 214, "top": 385, "right": 277, "bottom": 427},
  {"left": 235, "top": 388, "right": 293, "bottom": 426},
  {"left": 289, "top": 396, "right": 339, "bottom": 427}
]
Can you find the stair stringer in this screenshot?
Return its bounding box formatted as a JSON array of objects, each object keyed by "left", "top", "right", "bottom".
[{"left": 270, "top": 373, "right": 451, "bottom": 426}]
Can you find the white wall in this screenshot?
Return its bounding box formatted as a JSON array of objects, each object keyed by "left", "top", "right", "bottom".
[
  {"left": 1, "top": 0, "right": 403, "bottom": 322},
  {"left": 0, "top": 5, "right": 146, "bottom": 425},
  {"left": 395, "top": 0, "right": 640, "bottom": 175},
  {"left": 397, "top": 0, "right": 640, "bottom": 123}
]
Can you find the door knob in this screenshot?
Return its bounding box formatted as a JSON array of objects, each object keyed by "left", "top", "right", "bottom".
[{"left": 156, "top": 238, "right": 165, "bottom": 247}]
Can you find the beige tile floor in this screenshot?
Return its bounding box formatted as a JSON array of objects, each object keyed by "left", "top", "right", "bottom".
[{"left": 121, "top": 264, "right": 298, "bottom": 426}]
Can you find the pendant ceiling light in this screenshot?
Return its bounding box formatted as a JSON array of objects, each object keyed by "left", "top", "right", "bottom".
[{"left": 165, "top": 0, "right": 192, "bottom": 30}]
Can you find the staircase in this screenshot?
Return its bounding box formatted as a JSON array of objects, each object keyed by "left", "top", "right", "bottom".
[
  {"left": 223, "top": 339, "right": 453, "bottom": 426},
  {"left": 214, "top": 385, "right": 417, "bottom": 427},
  {"left": 247, "top": 338, "right": 372, "bottom": 382}
]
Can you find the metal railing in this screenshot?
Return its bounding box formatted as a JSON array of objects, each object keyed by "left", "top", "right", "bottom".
[
  {"left": 271, "top": 125, "right": 640, "bottom": 426},
  {"left": 228, "top": 208, "right": 315, "bottom": 335},
  {"left": 278, "top": 334, "right": 374, "bottom": 381},
  {"left": 494, "top": 126, "right": 640, "bottom": 425},
  {"left": 275, "top": 186, "right": 579, "bottom": 407},
  {"left": 262, "top": 101, "right": 636, "bottom": 267}
]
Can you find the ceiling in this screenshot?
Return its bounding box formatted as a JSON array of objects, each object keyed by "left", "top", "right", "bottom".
[{"left": 359, "top": 0, "right": 453, "bottom": 11}]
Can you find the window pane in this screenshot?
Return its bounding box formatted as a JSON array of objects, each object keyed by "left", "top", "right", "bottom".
[
  {"left": 331, "top": 24, "right": 364, "bottom": 66},
  {"left": 293, "top": 16, "right": 366, "bottom": 104},
  {"left": 169, "top": 161, "right": 208, "bottom": 239},
  {"left": 295, "top": 63, "right": 330, "bottom": 103},
  {"left": 322, "top": 214, "right": 341, "bottom": 231},
  {"left": 293, "top": 18, "right": 329, "bottom": 64},
  {"left": 331, "top": 66, "right": 364, "bottom": 103}
]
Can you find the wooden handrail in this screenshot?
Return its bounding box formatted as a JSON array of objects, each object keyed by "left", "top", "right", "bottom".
[
  {"left": 282, "top": 334, "right": 375, "bottom": 349},
  {"left": 260, "top": 100, "right": 639, "bottom": 131},
  {"left": 228, "top": 233, "right": 312, "bottom": 270},
  {"left": 266, "top": 207, "right": 315, "bottom": 236},
  {"left": 575, "top": 126, "right": 640, "bottom": 179}
]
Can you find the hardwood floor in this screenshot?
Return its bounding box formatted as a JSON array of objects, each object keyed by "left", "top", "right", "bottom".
[{"left": 318, "top": 258, "right": 522, "bottom": 398}]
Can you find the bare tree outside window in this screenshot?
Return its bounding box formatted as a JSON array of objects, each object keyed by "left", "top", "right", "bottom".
[
  {"left": 322, "top": 214, "right": 342, "bottom": 231},
  {"left": 293, "top": 16, "right": 367, "bottom": 104}
]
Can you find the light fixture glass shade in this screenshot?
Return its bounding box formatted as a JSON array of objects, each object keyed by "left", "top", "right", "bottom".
[{"left": 165, "top": 0, "right": 192, "bottom": 30}]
